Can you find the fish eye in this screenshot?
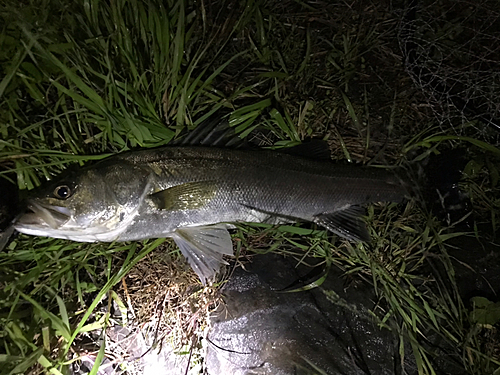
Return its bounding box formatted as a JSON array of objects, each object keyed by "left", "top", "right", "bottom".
[{"left": 53, "top": 185, "right": 72, "bottom": 200}]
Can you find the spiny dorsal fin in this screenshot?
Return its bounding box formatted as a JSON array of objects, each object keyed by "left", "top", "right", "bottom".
[
  {"left": 150, "top": 181, "right": 217, "bottom": 210},
  {"left": 173, "top": 112, "right": 245, "bottom": 148},
  {"left": 278, "top": 140, "right": 331, "bottom": 160},
  {"left": 314, "top": 206, "right": 370, "bottom": 242}
]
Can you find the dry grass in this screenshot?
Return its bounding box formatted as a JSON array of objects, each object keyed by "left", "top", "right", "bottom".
[{"left": 122, "top": 244, "right": 223, "bottom": 348}]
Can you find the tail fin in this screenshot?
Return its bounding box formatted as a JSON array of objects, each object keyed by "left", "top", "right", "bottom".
[
  {"left": 398, "top": 149, "right": 472, "bottom": 229},
  {"left": 424, "top": 149, "right": 472, "bottom": 228}
]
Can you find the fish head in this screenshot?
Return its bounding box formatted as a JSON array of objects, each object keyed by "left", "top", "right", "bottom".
[{"left": 15, "top": 161, "right": 151, "bottom": 242}]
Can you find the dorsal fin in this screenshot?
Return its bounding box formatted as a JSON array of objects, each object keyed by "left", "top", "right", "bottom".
[{"left": 173, "top": 111, "right": 245, "bottom": 148}]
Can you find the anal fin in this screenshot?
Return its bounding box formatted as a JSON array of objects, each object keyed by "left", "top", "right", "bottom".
[
  {"left": 171, "top": 225, "right": 234, "bottom": 285},
  {"left": 314, "top": 206, "right": 370, "bottom": 243}
]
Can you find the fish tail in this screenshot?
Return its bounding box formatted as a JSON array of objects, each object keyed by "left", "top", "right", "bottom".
[{"left": 398, "top": 149, "right": 472, "bottom": 228}]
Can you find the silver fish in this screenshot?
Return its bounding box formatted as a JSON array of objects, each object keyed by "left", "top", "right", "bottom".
[{"left": 14, "top": 145, "right": 406, "bottom": 284}]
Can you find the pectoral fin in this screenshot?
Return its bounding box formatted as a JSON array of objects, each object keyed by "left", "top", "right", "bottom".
[
  {"left": 314, "top": 206, "right": 370, "bottom": 242},
  {"left": 171, "top": 225, "right": 234, "bottom": 285},
  {"left": 150, "top": 181, "right": 217, "bottom": 210}
]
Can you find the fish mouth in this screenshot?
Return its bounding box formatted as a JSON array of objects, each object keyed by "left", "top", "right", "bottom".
[{"left": 17, "top": 201, "right": 72, "bottom": 229}]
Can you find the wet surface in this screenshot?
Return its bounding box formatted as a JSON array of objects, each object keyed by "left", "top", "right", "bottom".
[
  {"left": 205, "top": 253, "right": 414, "bottom": 375},
  {"left": 205, "top": 233, "right": 500, "bottom": 375}
]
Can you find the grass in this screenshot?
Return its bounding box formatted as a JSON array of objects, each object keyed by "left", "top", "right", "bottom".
[{"left": 0, "top": 0, "right": 500, "bottom": 374}]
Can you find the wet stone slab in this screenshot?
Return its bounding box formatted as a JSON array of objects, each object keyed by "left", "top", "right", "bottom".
[{"left": 205, "top": 253, "right": 412, "bottom": 375}]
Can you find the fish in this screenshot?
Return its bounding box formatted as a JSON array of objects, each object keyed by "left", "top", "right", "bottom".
[{"left": 12, "top": 143, "right": 406, "bottom": 284}]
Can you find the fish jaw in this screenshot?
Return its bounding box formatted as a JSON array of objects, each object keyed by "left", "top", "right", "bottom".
[
  {"left": 26, "top": 201, "right": 72, "bottom": 229},
  {"left": 15, "top": 219, "right": 127, "bottom": 242},
  {"left": 14, "top": 200, "right": 133, "bottom": 243}
]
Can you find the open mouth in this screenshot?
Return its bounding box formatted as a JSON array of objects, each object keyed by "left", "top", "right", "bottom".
[{"left": 17, "top": 202, "right": 71, "bottom": 229}]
